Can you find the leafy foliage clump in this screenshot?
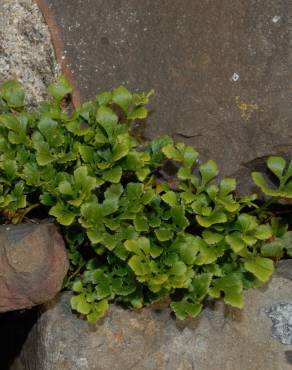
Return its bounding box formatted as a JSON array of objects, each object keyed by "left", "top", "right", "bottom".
[{"left": 0, "top": 77, "right": 290, "bottom": 322}]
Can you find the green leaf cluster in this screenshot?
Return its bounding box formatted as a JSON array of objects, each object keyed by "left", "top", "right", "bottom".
[
  {"left": 0, "top": 77, "right": 289, "bottom": 322},
  {"left": 252, "top": 156, "right": 292, "bottom": 197}
]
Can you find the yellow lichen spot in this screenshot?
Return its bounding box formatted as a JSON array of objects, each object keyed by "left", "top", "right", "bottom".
[{"left": 235, "top": 96, "right": 258, "bottom": 120}]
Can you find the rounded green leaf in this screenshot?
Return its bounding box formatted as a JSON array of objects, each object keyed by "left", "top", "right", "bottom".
[
  {"left": 267, "top": 156, "right": 286, "bottom": 180},
  {"left": 72, "top": 281, "right": 83, "bottom": 293},
  {"left": 261, "top": 240, "right": 284, "bottom": 258},
  {"left": 48, "top": 76, "right": 73, "bottom": 101},
  {"left": 0, "top": 80, "right": 25, "bottom": 108},
  {"left": 251, "top": 172, "right": 280, "bottom": 196},
  {"left": 161, "top": 191, "right": 177, "bottom": 207},
  {"left": 127, "top": 106, "right": 148, "bottom": 120},
  {"left": 170, "top": 300, "right": 202, "bottom": 320},
  {"left": 113, "top": 86, "right": 132, "bottom": 112},
  {"left": 154, "top": 228, "right": 174, "bottom": 242},
  {"left": 244, "top": 256, "right": 274, "bottom": 282},
  {"left": 199, "top": 160, "right": 218, "bottom": 184},
  {"left": 102, "top": 166, "right": 122, "bottom": 183},
  {"left": 96, "top": 106, "right": 118, "bottom": 136}
]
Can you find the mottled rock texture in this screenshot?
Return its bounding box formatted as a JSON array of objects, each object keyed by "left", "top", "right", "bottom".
[
  {"left": 0, "top": 0, "right": 60, "bottom": 105},
  {"left": 45, "top": 0, "right": 292, "bottom": 183},
  {"left": 17, "top": 260, "right": 292, "bottom": 370},
  {"left": 0, "top": 223, "right": 68, "bottom": 312}
]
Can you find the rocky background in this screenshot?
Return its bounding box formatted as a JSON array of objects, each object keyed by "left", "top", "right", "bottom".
[
  {"left": 0, "top": 0, "right": 60, "bottom": 104},
  {"left": 16, "top": 261, "right": 292, "bottom": 370},
  {"left": 1, "top": 0, "right": 292, "bottom": 369}
]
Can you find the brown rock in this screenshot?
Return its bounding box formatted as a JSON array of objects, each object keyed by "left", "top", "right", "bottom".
[
  {"left": 17, "top": 260, "right": 292, "bottom": 370},
  {"left": 44, "top": 0, "right": 292, "bottom": 179},
  {"left": 0, "top": 223, "right": 68, "bottom": 312}
]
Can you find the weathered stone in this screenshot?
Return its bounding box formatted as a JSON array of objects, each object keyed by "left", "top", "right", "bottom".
[
  {"left": 17, "top": 261, "right": 292, "bottom": 370},
  {"left": 0, "top": 223, "right": 68, "bottom": 312},
  {"left": 0, "top": 0, "right": 60, "bottom": 105},
  {"left": 43, "top": 0, "right": 292, "bottom": 179}
]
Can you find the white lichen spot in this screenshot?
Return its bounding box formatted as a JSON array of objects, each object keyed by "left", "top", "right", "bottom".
[
  {"left": 272, "top": 15, "right": 281, "bottom": 23},
  {"left": 6, "top": 227, "right": 10, "bottom": 231},
  {"left": 231, "top": 72, "right": 240, "bottom": 82},
  {"left": 76, "top": 357, "right": 89, "bottom": 369},
  {"left": 266, "top": 302, "right": 292, "bottom": 344}
]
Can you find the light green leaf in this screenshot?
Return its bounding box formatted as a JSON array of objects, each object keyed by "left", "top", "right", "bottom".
[
  {"left": 173, "top": 234, "right": 199, "bottom": 265},
  {"left": 71, "top": 295, "right": 91, "bottom": 315},
  {"left": 219, "top": 178, "right": 236, "bottom": 196},
  {"left": 49, "top": 202, "right": 76, "bottom": 225},
  {"left": 171, "top": 206, "right": 190, "bottom": 229},
  {"left": 128, "top": 255, "right": 150, "bottom": 276},
  {"left": 102, "top": 166, "right": 122, "bottom": 183},
  {"left": 191, "top": 273, "right": 212, "bottom": 299},
  {"left": 96, "top": 106, "right": 118, "bottom": 137},
  {"left": 199, "top": 160, "right": 218, "bottom": 184},
  {"left": 134, "top": 214, "right": 149, "bottom": 232},
  {"left": 254, "top": 224, "right": 272, "bottom": 240},
  {"left": 112, "top": 134, "right": 130, "bottom": 161},
  {"left": 161, "top": 191, "right": 177, "bottom": 206},
  {"left": 104, "top": 183, "right": 124, "bottom": 201},
  {"left": 48, "top": 76, "right": 73, "bottom": 101},
  {"left": 225, "top": 232, "right": 246, "bottom": 253},
  {"left": 72, "top": 281, "right": 83, "bottom": 293},
  {"left": 154, "top": 228, "right": 174, "bottom": 241},
  {"left": 209, "top": 273, "right": 244, "bottom": 308},
  {"left": 35, "top": 145, "right": 55, "bottom": 165},
  {"left": 162, "top": 144, "right": 182, "bottom": 161},
  {"left": 195, "top": 240, "right": 217, "bottom": 265},
  {"left": 87, "top": 300, "right": 109, "bottom": 323},
  {"left": 170, "top": 300, "right": 202, "bottom": 320},
  {"left": 3, "top": 160, "right": 17, "bottom": 179},
  {"left": 196, "top": 210, "right": 227, "bottom": 228},
  {"left": 96, "top": 91, "right": 112, "bottom": 105},
  {"left": 251, "top": 172, "right": 279, "bottom": 196},
  {"left": 202, "top": 230, "right": 224, "bottom": 245},
  {"left": 181, "top": 146, "right": 198, "bottom": 168},
  {"left": 261, "top": 239, "right": 284, "bottom": 258},
  {"left": 224, "top": 291, "right": 244, "bottom": 308},
  {"left": 113, "top": 86, "right": 132, "bottom": 112},
  {"left": 169, "top": 261, "right": 187, "bottom": 276},
  {"left": 86, "top": 229, "right": 103, "bottom": 244},
  {"left": 58, "top": 180, "right": 73, "bottom": 195},
  {"left": 124, "top": 237, "right": 150, "bottom": 256},
  {"left": 22, "top": 163, "right": 41, "bottom": 186},
  {"left": 136, "top": 167, "right": 151, "bottom": 181},
  {"left": 267, "top": 156, "right": 286, "bottom": 180},
  {"left": 149, "top": 244, "right": 163, "bottom": 258},
  {"left": 0, "top": 80, "right": 25, "bottom": 108},
  {"left": 128, "top": 106, "right": 147, "bottom": 120},
  {"left": 244, "top": 256, "right": 274, "bottom": 282}
]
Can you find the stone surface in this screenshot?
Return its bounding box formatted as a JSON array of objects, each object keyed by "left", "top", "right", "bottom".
[
  {"left": 17, "top": 261, "right": 292, "bottom": 370},
  {"left": 0, "top": 0, "right": 60, "bottom": 105},
  {"left": 0, "top": 223, "right": 68, "bottom": 312},
  {"left": 44, "top": 0, "right": 292, "bottom": 179}
]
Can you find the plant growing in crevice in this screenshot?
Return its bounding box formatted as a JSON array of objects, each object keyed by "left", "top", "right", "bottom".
[{"left": 0, "top": 77, "right": 290, "bottom": 322}]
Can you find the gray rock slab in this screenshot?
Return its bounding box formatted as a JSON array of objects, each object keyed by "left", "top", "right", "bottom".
[
  {"left": 0, "top": 223, "right": 69, "bottom": 312},
  {"left": 0, "top": 0, "right": 60, "bottom": 105},
  {"left": 17, "top": 260, "right": 292, "bottom": 370},
  {"left": 45, "top": 0, "right": 292, "bottom": 178}
]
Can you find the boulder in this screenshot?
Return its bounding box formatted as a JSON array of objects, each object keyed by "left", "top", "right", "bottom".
[
  {"left": 0, "top": 223, "right": 68, "bottom": 312},
  {"left": 0, "top": 0, "right": 60, "bottom": 105},
  {"left": 44, "top": 0, "right": 292, "bottom": 179},
  {"left": 17, "top": 260, "right": 292, "bottom": 370}
]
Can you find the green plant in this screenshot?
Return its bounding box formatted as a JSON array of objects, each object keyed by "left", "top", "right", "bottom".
[{"left": 0, "top": 77, "right": 290, "bottom": 322}]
